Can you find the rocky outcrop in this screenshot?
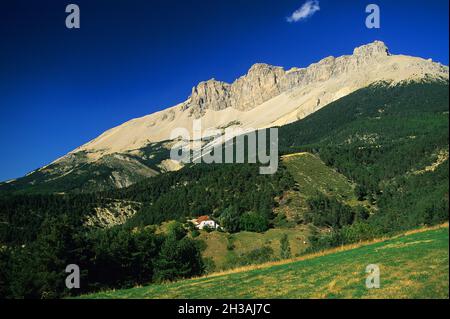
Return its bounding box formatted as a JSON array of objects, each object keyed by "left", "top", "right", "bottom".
[
  {"left": 183, "top": 41, "right": 403, "bottom": 116},
  {"left": 186, "top": 79, "right": 232, "bottom": 116},
  {"left": 230, "top": 63, "right": 286, "bottom": 111},
  {"left": 85, "top": 200, "right": 141, "bottom": 228}
]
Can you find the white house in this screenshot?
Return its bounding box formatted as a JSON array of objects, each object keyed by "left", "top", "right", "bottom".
[
  {"left": 197, "top": 220, "right": 220, "bottom": 230},
  {"left": 191, "top": 215, "right": 220, "bottom": 230}
]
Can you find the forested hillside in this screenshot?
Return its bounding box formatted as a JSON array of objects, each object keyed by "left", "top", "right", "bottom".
[
  {"left": 0, "top": 80, "right": 448, "bottom": 298},
  {"left": 278, "top": 80, "right": 449, "bottom": 249},
  {"left": 0, "top": 163, "right": 294, "bottom": 298},
  {"left": 0, "top": 163, "right": 294, "bottom": 245}
]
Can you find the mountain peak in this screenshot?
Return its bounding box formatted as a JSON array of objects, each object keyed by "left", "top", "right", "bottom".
[
  {"left": 353, "top": 40, "right": 390, "bottom": 57},
  {"left": 247, "top": 63, "right": 283, "bottom": 73},
  {"left": 187, "top": 78, "right": 232, "bottom": 115}
]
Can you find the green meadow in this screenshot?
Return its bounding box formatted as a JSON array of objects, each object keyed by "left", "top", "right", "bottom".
[
  {"left": 81, "top": 225, "right": 449, "bottom": 299},
  {"left": 282, "top": 152, "right": 356, "bottom": 201}
]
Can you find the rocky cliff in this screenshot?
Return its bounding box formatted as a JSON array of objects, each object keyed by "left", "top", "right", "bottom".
[{"left": 182, "top": 41, "right": 445, "bottom": 117}]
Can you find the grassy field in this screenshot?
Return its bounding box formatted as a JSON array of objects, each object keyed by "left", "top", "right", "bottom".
[
  {"left": 81, "top": 225, "right": 449, "bottom": 299},
  {"left": 199, "top": 225, "right": 311, "bottom": 270}
]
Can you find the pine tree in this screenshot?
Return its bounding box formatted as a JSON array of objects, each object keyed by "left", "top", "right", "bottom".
[{"left": 280, "top": 234, "right": 291, "bottom": 260}]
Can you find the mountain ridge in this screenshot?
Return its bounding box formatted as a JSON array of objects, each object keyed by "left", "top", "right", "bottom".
[
  {"left": 72, "top": 40, "right": 448, "bottom": 158},
  {"left": 1, "top": 41, "right": 448, "bottom": 192}
]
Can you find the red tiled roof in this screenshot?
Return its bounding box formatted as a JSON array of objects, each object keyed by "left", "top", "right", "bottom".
[{"left": 196, "top": 215, "right": 210, "bottom": 223}]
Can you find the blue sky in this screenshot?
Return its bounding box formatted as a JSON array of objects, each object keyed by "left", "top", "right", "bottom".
[{"left": 0, "top": 0, "right": 448, "bottom": 181}]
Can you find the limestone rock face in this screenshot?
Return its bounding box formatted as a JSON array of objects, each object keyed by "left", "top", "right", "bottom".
[
  {"left": 85, "top": 200, "right": 141, "bottom": 228},
  {"left": 186, "top": 64, "right": 287, "bottom": 116},
  {"left": 184, "top": 41, "right": 401, "bottom": 116},
  {"left": 230, "top": 63, "right": 286, "bottom": 111},
  {"left": 186, "top": 79, "right": 232, "bottom": 117},
  {"left": 353, "top": 40, "right": 389, "bottom": 58}
]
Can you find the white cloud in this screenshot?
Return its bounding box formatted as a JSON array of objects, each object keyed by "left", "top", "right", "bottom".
[{"left": 287, "top": 0, "right": 320, "bottom": 23}]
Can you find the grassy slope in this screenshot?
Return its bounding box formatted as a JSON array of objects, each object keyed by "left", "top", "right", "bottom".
[
  {"left": 277, "top": 152, "right": 364, "bottom": 221},
  {"left": 82, "top": 225, "right": 449, "bottom": 299},
  {"left": 199, "top": 226, "right": 311, "bottom": 270},
  {"left": 282, "top": 153, "right": 355, "bottom": 200}
]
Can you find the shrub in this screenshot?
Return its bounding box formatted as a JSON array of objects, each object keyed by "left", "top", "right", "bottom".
[{"left": 239, "top": 212, "right": 269, "bottom": 233}]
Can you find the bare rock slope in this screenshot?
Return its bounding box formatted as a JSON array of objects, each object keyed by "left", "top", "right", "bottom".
[{"left": 75, "top": 41, "right": 448, "bottom": 159}]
